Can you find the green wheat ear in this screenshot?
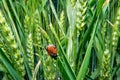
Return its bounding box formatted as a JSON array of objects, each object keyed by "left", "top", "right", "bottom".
[
  {"left": 60, "top": 11, "right": 65, "bottom": 30},
  {"left": 112, "top": 29, "right": 118, "bottom": 49},
  {"left": 33, "top": 10, "right": 41, "bottom": 46},
  {"left": 70, "top": 0, "right": 76, "bottom": 8},
  {"left": 112, "top": 7, "right": 120, "bottom": 50},
  {"left": 111, "top": 7, "right": 120, "bottom": 70},
  {"left": 24, "top": 15, "right": 30, "bottom": 35},
  {"left": 24, "top": 10, "right": 42, "bottom": 73},
  {"left": 26, "top": 34, "right": 34, "bottom": 73},
  {"left": 101, "top": 20, "right": 107, "bottom": 39},
  {"left": 100, "top": 49, "right": 110, "bottom": 80},
  {"left": 59, "top": 11, "right": 65, "bottom": 39},
  {"left": 75, "top": 0, "right": 87, "bottom": 31},
  {"left": 0, "top": 11, "right": 25, "bottom": 78}
]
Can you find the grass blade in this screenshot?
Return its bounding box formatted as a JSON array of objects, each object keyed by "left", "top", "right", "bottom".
[{"left": 76, "top": 17, "right": 99, "bottom": 80}]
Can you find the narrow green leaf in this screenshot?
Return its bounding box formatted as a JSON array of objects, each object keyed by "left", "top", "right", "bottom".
[
  {"left": 76, "top": 0, "right": 104, "bottom": 72},
  {"left": 66, "top": 0, "right": 76, "bottom": 59},
  {"left": 57, "top": 58, "right": 70, "bottom": 80},
  {"left": 96, "top": 0, "right": 105, "bottom": 16},
  {"left": 94, "top": 36, "right": 103, "bottom": 61},
  {"left": 76, "top": 18, "right": 98, "bottom": 80}
]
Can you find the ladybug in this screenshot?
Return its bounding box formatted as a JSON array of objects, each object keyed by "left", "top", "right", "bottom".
[{"left": 46, "top": 44, "right": 57, "bottom": 60}]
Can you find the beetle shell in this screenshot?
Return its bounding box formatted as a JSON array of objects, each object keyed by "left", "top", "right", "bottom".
[{"left": 46, "top": 44, "right": 57, "bottom": 60}]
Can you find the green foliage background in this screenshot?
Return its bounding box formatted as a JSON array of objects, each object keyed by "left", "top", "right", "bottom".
[{"left": 0, "top": 0, "right": 120, "bottom": 80}]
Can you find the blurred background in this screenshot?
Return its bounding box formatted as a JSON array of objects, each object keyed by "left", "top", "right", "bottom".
[{"left": 0, "top": 0, "right": 120, "bottom": 80}]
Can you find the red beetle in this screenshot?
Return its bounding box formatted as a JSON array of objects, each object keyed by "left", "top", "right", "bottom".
[{"left": 46, "top": 44, "right": 57, "bottom": 60}]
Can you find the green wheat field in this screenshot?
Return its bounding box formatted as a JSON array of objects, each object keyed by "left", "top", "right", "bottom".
[{"left": 0, "top": 0, "right": 120, "bottom": 80}]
